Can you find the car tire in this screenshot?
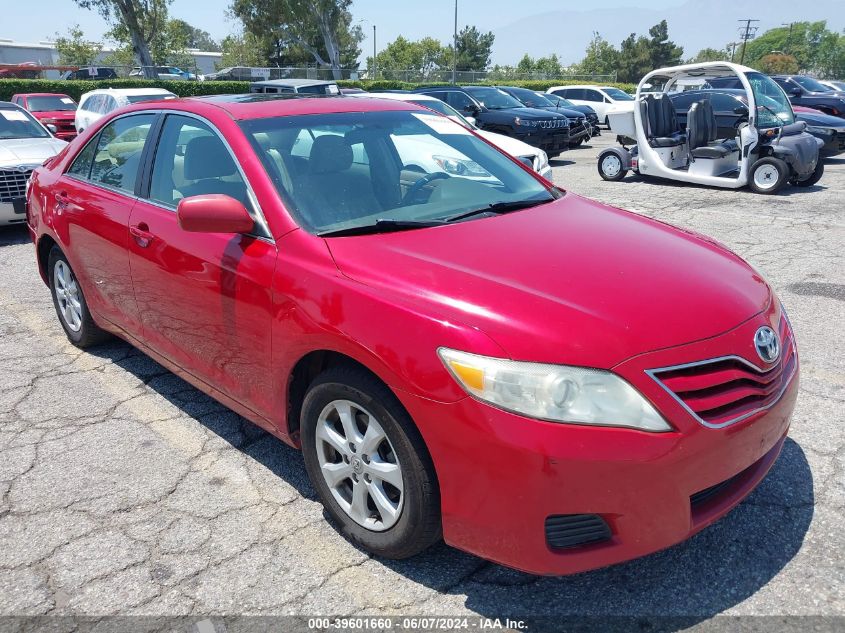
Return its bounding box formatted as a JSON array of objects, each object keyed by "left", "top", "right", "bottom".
[
  {"left": 790, "top": 159, "right": 824, "bottom": 187},
  {"left": 301, "top": 365, "right": 441, "bottom": 559},
  {"left": 748, "top": 157, "right": 789, "bottom": 194},
  {"left": 48, "top": 246, "right": 110, "bottom": 348},
  {"left": 598, "top": 151, "right": 628, "bottom": 181}
]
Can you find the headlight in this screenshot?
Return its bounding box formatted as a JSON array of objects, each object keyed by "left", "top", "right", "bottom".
[
  {"left": 432, "top": 155, "right": 490, "bottom": 177},
  {"left": 805, "top": 125, "right": 834, "bottom": 138},
  {"left": 438, "top": 348, "right": 671, "bottom": 432},
  {"left": 514, "top": 117, "right": 538, "bottom": 127}
]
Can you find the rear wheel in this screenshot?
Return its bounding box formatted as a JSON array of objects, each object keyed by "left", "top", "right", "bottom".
[
  {"left": 748, "top": 157, "right": 789, "bottom": 194},
  {"left": 598, "top": 151, "right": 628, "bottom": 181},
  {"left": 48, "top": 247, "right": 110, "bottom": 347},
  {"left": 790, "top": 160, "right": 824, "bottom": 187},
  {"left": 301, "top": 365, "right": 441, "bottom": 559}
]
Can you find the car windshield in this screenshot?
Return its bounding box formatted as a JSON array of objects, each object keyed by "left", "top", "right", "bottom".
[
  {"left": 464, "top": 87, "right": 523, "bottom": 110},
  {"left": 793, "top": 76, "right": 833, "bottom": 92},
  {"left": 747, "top": 72, "right": 795, "bottom": 128},
  {"left": 603, "top": 88, "right": 635, "bottom": 101},
  {"left": 545, "top": 94, "right": 575, "bottom": 107},
  {"left": 125, "top": 93, "right": 177, "bottom": 103},
  {"left": 409, "top": 99, "right": 475, "bottom": 128},
  {"left": 26, "top": 96, "right": 76, "bottom": 112},
  {"left": 507, "top": 88, "right": 554, "bottom": 108},
  {"left": 241, "top": 110, "right": 556, "bottom": 235},
  {"left": 0, "top": 108, "right": 49, "bottom": 139}
]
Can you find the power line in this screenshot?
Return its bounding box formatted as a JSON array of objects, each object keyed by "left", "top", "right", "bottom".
[{"left": 737, "top": 18, "right": 760, "bottom": 65}]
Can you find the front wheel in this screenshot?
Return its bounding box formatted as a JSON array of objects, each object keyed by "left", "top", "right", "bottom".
[
  {"left": 598, "top": 151, "right": 628, "bottom": 181},
  {"left": 301, "top": 366, "right": 441, "bottom": 559},
  {"left": 748, "top": 157, "right": 789, "bottom": 194},
  {"left": 790, "top": 160, "right": 824, "bottom": 187}
]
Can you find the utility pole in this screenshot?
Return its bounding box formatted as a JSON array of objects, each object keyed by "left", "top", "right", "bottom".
[
  {"left": 727, "top": 42, "right": 741, "bottom": 62},
  {"left": 782, "top": 22, "right": 795, "bottom": 54},
  {"left": 452, "top": 0, "right": 458, "bottom": 84},
  {"left": 373, "top": 25, "right": 377, "bottom": 80},
  {"left": 737, "top": 18, "right": 759, "bottom": 65}
]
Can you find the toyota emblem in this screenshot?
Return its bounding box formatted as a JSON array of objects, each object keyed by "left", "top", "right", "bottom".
[{"left": 754, "top": 326, "right": 780, "bottom": 364}]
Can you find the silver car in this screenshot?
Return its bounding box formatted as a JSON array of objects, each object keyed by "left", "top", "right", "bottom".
[{"left": 0, "top": 102, "right": 67, "bottom": 227}]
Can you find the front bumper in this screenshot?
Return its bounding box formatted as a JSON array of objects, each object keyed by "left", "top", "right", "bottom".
[
  {"left": 399, "top": 310, "right": 798, "bottom": 575},
  {"left": 0, "top": 200, "right": 27, "bottom": 226},
  {"left": 515, "top": 128, "right": 571, "bottom": 156}
]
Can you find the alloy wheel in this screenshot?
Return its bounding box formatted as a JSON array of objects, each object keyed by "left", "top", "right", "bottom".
[
  {"left": 315, "top": 399, "right": 404, "bottom": 531},
  {"left": 53, "top": 260, "right": 83, "bottom": 332}
]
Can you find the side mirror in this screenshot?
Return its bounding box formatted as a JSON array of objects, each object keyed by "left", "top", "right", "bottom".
[
  {"left": 733, "top": 106, "right": 748, "bottom": 115},
  {"left": 46, "top": 124, "right": 58, "bottom": 134},
  {"left": 464, "top": 116, "right": 476, "bottom": 126},
  {"left": 464, "top": 104, "right": 480, "bottom": 115},
  {"left": 177, "top": 194, "right": 254, "bottom": 234},
  {"left": 790, "top": 87, "right": 802, "bottom": 97}
]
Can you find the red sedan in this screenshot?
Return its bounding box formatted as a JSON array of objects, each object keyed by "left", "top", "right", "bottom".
[
  {"left": 26, "top": 95, "right": 798, "bottom": 575},
  {"left": 11, "top": 93, "right": 78, "bottom": 141}
]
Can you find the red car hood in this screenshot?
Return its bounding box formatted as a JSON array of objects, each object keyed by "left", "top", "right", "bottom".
[
  {"left": 32, "top": 110, "right": 75, "bottom": 120},
  {"left": 326, "top": 194, "right": 771, "bottom": 368}
]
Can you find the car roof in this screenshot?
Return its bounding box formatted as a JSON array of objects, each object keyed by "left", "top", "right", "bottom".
[
  {"left": 250, "top": 79, "right": 336, "bottom": 87},
  {"left": 13, "top": 93, "right": 73, "bottom": 98},
  {"left": 355, "top": 92, "right": 437, "bottom": 102},
  {"left": 0, "top": 101, "right": 25, "bottom": 110},
  {"left": 120, "top": 93, "right": 423, "bottom": 121},
  {"left": 84, "top": 87, "right": 176, "bottom": 97}
]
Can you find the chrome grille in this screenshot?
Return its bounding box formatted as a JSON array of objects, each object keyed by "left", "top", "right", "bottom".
[
  {"left": 0, "top": 169, "right": 32, "bottom": 203},
  {"left": 537, "top": 119, "right": 568, "bottom": 129},
  {"left": 647, "top": 317, "right": 796, "bottom": 429}
]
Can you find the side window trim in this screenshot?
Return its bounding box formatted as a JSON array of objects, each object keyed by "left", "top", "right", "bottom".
[
  {"left": 140, "top": 111, "right": 274, "bottom": 241},
  {"left": 65, "top": 131, "right": 101, "bottom": 182}
]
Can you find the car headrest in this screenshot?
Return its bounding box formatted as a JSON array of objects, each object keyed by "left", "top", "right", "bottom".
[
  {"left": 183, "top": 136, "right": 237, "bottom": 180},
  {"left": 309, "top": 135, "right": 353, "bottom": 174}
]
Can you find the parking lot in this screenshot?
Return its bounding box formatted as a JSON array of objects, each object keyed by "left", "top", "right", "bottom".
[{"left": 0, "top": 133, "right": 843, "bottom": 626}]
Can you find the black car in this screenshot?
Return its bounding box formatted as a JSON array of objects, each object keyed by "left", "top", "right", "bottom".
[
  {"left": 542, "top": 93, "right": 601, "bottom": 136},
  {"left": 412, "top": 86, "right": 571, "bottom": 156},
  {"left": 61, "top": 67, "right": 119, "bottom": 81},
  {"left": 495, "top": 86, "right": 592, "bottom": 146},
  {"left": 710, "top": 75, "right": 845, "bottom": 119},
  {"left": 669, "top": 89, "right": 845, "bottom": 157}
]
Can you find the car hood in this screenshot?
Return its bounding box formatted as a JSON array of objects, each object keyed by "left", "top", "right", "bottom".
[
  {"left": 797, "top": 112, "right": 845, "bottom": 128},
  {"left": 493, "top": 107, "right": 568, "bottom": 120},
  {"left": 475, "top": 129, "right": 540, "bottom": 158},
  {"left": 326, "top": 194, "right": 770, "bottom": 368},
  {"left": 0, "top": 137, "right": 67, "bottom": 165},
  {"left": 32, "top": 110, "right": 76, "bottom": 120}
]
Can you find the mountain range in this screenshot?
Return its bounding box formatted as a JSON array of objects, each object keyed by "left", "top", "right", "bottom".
[{"left": 490, "top": 0, "right": 845, "bottom": 65}]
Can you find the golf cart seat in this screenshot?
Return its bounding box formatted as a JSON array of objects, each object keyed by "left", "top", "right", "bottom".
[
  {"left": 687, "top": 100, "right": 739, "bottom": 159},
  {"left": 642, "top": 94, "right": 685, "bottom": 148}
]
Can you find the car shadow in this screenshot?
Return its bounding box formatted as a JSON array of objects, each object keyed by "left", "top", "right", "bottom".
[
  {"left": 0, "top": 224, "right": 32, "bottom": 247},
  {"left": 617, "top": 174, "right": 827, "bottom": 196},
  {"left": 550, "top": 158, "right": 575, "bottom": 167},
  {"left": 86, "top": 342, "right": 813, "bottom": 627}
]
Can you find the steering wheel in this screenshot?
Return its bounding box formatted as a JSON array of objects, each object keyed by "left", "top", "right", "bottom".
[{"left": 402, "top": 172, "right": 451, "bottom": 205}]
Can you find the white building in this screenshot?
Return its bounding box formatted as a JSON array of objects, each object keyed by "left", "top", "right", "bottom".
[{"left": 0, "top": 38, "right": 223, "bottom": 77}]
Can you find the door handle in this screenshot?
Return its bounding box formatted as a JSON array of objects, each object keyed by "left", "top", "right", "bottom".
[
  {"left": 130, "top": 224, "right": 155, "bottom": 248},
  {"left": 55, "top": 191, "right": 81, "bottom": 213}
]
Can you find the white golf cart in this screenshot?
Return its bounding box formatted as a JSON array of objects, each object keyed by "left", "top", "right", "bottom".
[{"left": 597, "top": 62, "right": 824, "bottom": 194}]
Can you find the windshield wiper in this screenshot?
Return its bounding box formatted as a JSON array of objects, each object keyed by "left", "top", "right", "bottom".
[
  {"left": 317, "top": 218, "right": 446, "bottom": 237},
  {"left": 444, "top": 198, "right": 551, "bottom": 223}
]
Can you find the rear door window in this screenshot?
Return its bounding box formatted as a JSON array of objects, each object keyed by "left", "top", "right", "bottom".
[{"left": 87, "top": 114, "right": 156, "bottom": 193}]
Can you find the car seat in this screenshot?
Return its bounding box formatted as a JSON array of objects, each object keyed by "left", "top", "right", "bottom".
[
  {"left": 297, "top": 135, "right": 383, "bottom": 228},
  {"left": 687, "top": 100, "right": 739, "bottom": 159},
  {"left": 179, "top": 136, "right": 250, "bottom": 207},
  {"left": 642, "top": 94, "right": 685, "bottom": 148}
]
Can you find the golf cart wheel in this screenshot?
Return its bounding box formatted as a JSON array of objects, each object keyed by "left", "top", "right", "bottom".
[
  {"left": 749, "top": 157, "right": 789, "bottom": 194},
  {"left": 598, "top": 152, "right": 628, "bottom": 181},
  {"left": 790, "top": 160, "right": 824, "bottom": 187}
]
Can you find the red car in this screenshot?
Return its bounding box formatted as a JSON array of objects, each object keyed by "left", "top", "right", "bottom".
[
  {"left": 26, "top": 95, "right": 798, "bottom": 575},
  {"left": 11, "top": 93, "right": 78, "bottom": 140}
]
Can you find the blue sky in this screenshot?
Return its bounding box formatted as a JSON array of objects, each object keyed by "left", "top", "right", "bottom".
[{"left": 4, "top": 0, "right": 686, "bottom": 61}]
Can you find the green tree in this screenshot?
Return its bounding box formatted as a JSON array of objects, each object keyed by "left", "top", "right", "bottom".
[
  {"left": 450, "top": 25, "right": 495, "bottom": 71},
  {"left": 367, "top": 36, "right": 448, "bottom": 80},
  {"left": 73, "top": 0, "right": 170, "bottom": 78},
  {"left": 687, "top": 47, "right": 728, "bottom": 63},
  {"left": 168, "top": 19, "right": 220, "bottom": 51},
  {"left": 230, "top": 0, "right": 363, "bottom": 78},
  {"left": 647, "top": 20, "right": 683, "bottom": 69},
  {"left": 743, "top": 21, "right": 845, "bottom": 76},
  {"left": 53, "top": 25, "right": 103, "bottom": 65},
  {"left": 219, "top": 32, "right": 268, "bottom": 67},
  {"left": 574, "top": 32, "right": 620, "bottom": 77},
  {"left": 617, "top": 33, "right": 651, "bottom": 83}
]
